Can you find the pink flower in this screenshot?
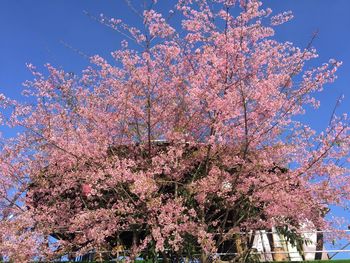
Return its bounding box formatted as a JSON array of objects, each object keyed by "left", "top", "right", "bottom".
[{"left": 82, "top": 183, "right": 92, "bottom": 196}]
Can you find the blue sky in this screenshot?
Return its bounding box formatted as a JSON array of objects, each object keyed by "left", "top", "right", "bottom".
[
  {"left": 0, "top": 0, "right": 349, "bottom": 129},
  {"left": 0, "top": 0, "right": 350, "bottom": 259}
]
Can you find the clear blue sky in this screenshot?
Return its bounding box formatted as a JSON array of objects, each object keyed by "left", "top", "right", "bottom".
[
  {"left": 0, "top": 0, "right": 350, "bottom": 258},
  {"left": 0, "top": 0, "right": 349, "bottom": 129}
]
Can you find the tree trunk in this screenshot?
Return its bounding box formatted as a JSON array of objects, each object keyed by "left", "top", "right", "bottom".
[{"left": 201, "top": 251, "right": 208, "bottom": 263}]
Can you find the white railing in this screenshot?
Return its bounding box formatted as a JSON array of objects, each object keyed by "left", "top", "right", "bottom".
[{"left": 62, "top": 229, "right": 350, "bottom": 262}]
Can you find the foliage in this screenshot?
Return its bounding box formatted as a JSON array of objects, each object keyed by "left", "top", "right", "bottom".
[{"left": 0, "top": 0, "right": 349, "bottom": 262}]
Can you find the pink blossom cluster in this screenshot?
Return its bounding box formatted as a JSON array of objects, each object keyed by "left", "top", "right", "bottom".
[{"left": 0, "top": 0, "right": 349, "bottom": 262}]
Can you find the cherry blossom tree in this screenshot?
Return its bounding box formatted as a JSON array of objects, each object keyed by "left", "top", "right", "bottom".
[{"left": 0, "top": 0, "right": 349, "bottom": 262}]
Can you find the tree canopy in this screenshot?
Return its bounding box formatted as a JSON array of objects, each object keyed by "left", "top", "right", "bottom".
[{"left": 0, "top": 0, "right": 349, "bottom": 262}]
